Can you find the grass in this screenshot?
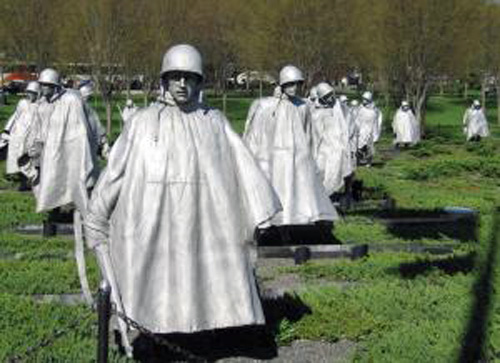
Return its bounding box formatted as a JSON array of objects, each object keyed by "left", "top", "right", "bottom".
[{"left": 0, "top": 91, "right": 499, "bottom": 361}]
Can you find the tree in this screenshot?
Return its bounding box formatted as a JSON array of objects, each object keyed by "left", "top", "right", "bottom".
[
  {"left": 0, "top": 0, "right": 61, "bottom": 70},
  {"left": 350, "top": 0, "right": 481, "bottom": 134},
  {"left": 231, "top": 0, "right": 351, "bottom": 88},
  {"left": 70, "top": 0, "right": 130, "bottom": 136},
  {"left": 479, "top": 3, "right": 500, "bottom": 123}
]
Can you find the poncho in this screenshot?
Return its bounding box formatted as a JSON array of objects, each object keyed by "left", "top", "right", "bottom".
[
  {"left": 311, "top": 102, "right": 353, "bottom": 195},
  {"left": 4, "top": 99, "right": 39, "bottom": 175},
  {"left": 35, "top": 90, "right": 98, "bottom": 212},
  {"left": 354, "top": 104, "right": 382, "bottom": 154},
  {"left": 392, "top": 108, "right": 420, "bottom": 145},
  {"left": 85, "top": 98, "right": 281, "bottom": 333},
  {"left": 463, "top": 107, "right": 489, "bottom": 140},
  {"left": 244, "top": 95, "right": 337, "bottom": 225}
]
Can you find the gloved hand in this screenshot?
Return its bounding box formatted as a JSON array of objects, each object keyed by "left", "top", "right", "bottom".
[
  {"left": 1, "top": 130, "right": 10, "bottom": 140},
  {"left": 0, "top": 130, "right": 10, "bottom": 147}
]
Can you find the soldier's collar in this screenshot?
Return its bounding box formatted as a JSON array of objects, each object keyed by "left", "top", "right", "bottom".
[
  {"left": 157, "top": 91, "right": 200, "bottom": 112},
  {"left": 48, "top": 89, "right": 65, "bottom": 103}
]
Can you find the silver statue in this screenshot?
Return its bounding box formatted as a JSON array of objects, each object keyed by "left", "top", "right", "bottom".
[
  {"left": 310, "top": 82, "right": 354, "bottom": 196},
  {"left": 243, "top": 65, "right": 337, "bottom": 228},
  {"left": 392, "top": 100, "right": 420, "bottom": 147},
  {"left": 32, "top": 68, "right": 99, "bottom": 305},
  {"left": 84, "top": 45, "right": 281, "bottom": 350},
  {"left": 463, "top": 100, "right": 489, "bottom": 141},
  {"left": 353, "top": 91, "right": 383, "bottom": 166},
  {"left": 32, "top": 68, "right": 99, "bottom": 212},
  {"left": 2, "top": 81, "right": 41, "bottom": 186}
]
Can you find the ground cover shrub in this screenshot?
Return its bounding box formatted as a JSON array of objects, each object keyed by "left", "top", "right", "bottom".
[
  {"left": 0, "top": 293, "right": 129, "bottom": 362},
  {"left": 0, "top": 192, "right": 43, "bottom": 229},
  {"left": 282, "top": 252, "right": 477, "bottom": 284},
  {"left": 275, "top": 272, "right": 473, "bottom": 362},
  {"left": 0, "top": 233, "right": 73, "bottom": 260},
  {"left": 0, "top": 94, "right": 498, "bottom": 361},
  {"left": 335, "top": 217, "right": 394, "bottom": 244},
  {"left": 402, "top": 156, "right": 500, "bottom": 181},
  {"left": 0, "top": 258, "right": 100, "bottom": 294}
]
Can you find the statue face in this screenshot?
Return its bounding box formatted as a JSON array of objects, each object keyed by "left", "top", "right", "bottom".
[
  {"left": 165, "top": 71, "right": 200, "bottom": 105},
  {"left": 41, "top": 84, "right": 56, "bottom": 99},
  {"left": 282, "top": 82, "right": 301, "bottom": 98},
  {"left": 26, "top": 92, "right": 37, "bottom": 102}
]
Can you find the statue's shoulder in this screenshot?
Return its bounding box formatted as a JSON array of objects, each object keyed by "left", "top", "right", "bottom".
[
  {"left": 17, "top": 99, "right": 30, "bottom": 110},
  {"left": 197, "top": 103, "right": 222, "bottom": 118},
  {"left": 252, "top": 96, "right": 278, "bottom": 110},
  {"left": 61, "top": 89, "right": 83, "bottom": 105}
]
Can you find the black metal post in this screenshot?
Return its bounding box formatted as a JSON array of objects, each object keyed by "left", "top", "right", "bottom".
[{"left": 97, "top": 280, "right": 111, "bottom": 363}]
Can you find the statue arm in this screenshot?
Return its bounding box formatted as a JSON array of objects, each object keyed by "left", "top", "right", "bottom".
[
  {"left": 243, "top": 99, "right": 262, "bottom": 139},
  {"left": 84, "top": 122, "right": 135, "bottom": 249},
  {"left": 222, "top": 114, "right": 281, "bottom": 232}
]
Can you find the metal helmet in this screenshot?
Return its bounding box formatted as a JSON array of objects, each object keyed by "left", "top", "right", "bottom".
[
  {"left": 316, "top": 82, "right": 334, "bottom": 99},
  {"left": 79, "top": 83, "right": 94, "bottom": 99},
  {"left": 38, "top": 68, "right": 61, "bottom": 86},
  {"left": 362, "top": 91, "right": 373, "bottom": 102},
  {"left": 473, "top": 99, "right": 481, "bottom": 107},
  {"left": 160, "top": 44, "right": 203, "bottom": 79},
  {"left": 279, "top": 65, "right": 304, "bottom": 86},
  {"left": 26, "top": 81, "right": 41, "bottom": 94},
  {"left": 350, "top": 99, "right": 359, "bottom": 107},
  {"left": 126, "top": 99, "right": 134, "bottom": 107},
  {"left": 401, "top": 100, "right": 410, "bottom": 107}
]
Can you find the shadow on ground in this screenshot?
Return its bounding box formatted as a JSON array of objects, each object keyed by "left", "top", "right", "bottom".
[
  {"left": 349, "top": 207, "right": 478, "bottom": 242},
  {"left": 458, "top": 208, "right": 500, "bottom": 362},
  {"left": 389, "top": 252, "right": 477, "bottom": 279},
  {"left": 131, "top": 293, "right": 312, "bottom": 362}
]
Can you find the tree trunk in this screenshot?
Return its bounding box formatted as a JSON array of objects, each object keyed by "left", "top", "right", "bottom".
[
  {"left": 414, "top": 83, "right": 429, "bottom": 138},
  {"left": 106, "top": 100, "right": 112, "bottom": 137},
  {"left": 481, "top": 77, "right": 487, "bottom": 109},
  {"left": 496, "top": 83, "right": 500, "bottom": 126},
  {"left": 463, "top": 81, "right": 468, "bottom": 100}
]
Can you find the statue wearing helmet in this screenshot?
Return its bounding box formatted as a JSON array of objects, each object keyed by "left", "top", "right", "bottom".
[
  {"left": 29, "top": 68, "right": 100, "bottom": 306},
  {"left": 1, "top": 80, "right": 42, "bottom": 190},
  {"left": 310, "top": 82, "right": 355, "bottom": 206},
  {"left": 463, "top": 99, "right": 489, "bottom": 141},
  {"left": 84, "top": 44, "right": 280, "bottom": 349},
  {"left": 392, "top": 100, "right": 420, "bottom": 148},
  {"left": 78, "top": 82, "right": 109, "bottom": 159},
  {"left": 33, "top": 68, "right": 99, "bottom": 213},
  {"left": 244, "top": 66, "right": 338, "bottom": 244},
  {"left": 353, "top": 91, "right": 383, "bottom": 166}
]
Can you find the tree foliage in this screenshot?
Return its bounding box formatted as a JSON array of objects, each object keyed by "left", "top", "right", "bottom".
[{"left": 0, "top": 0, "right": 496, "bottom": 131}]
